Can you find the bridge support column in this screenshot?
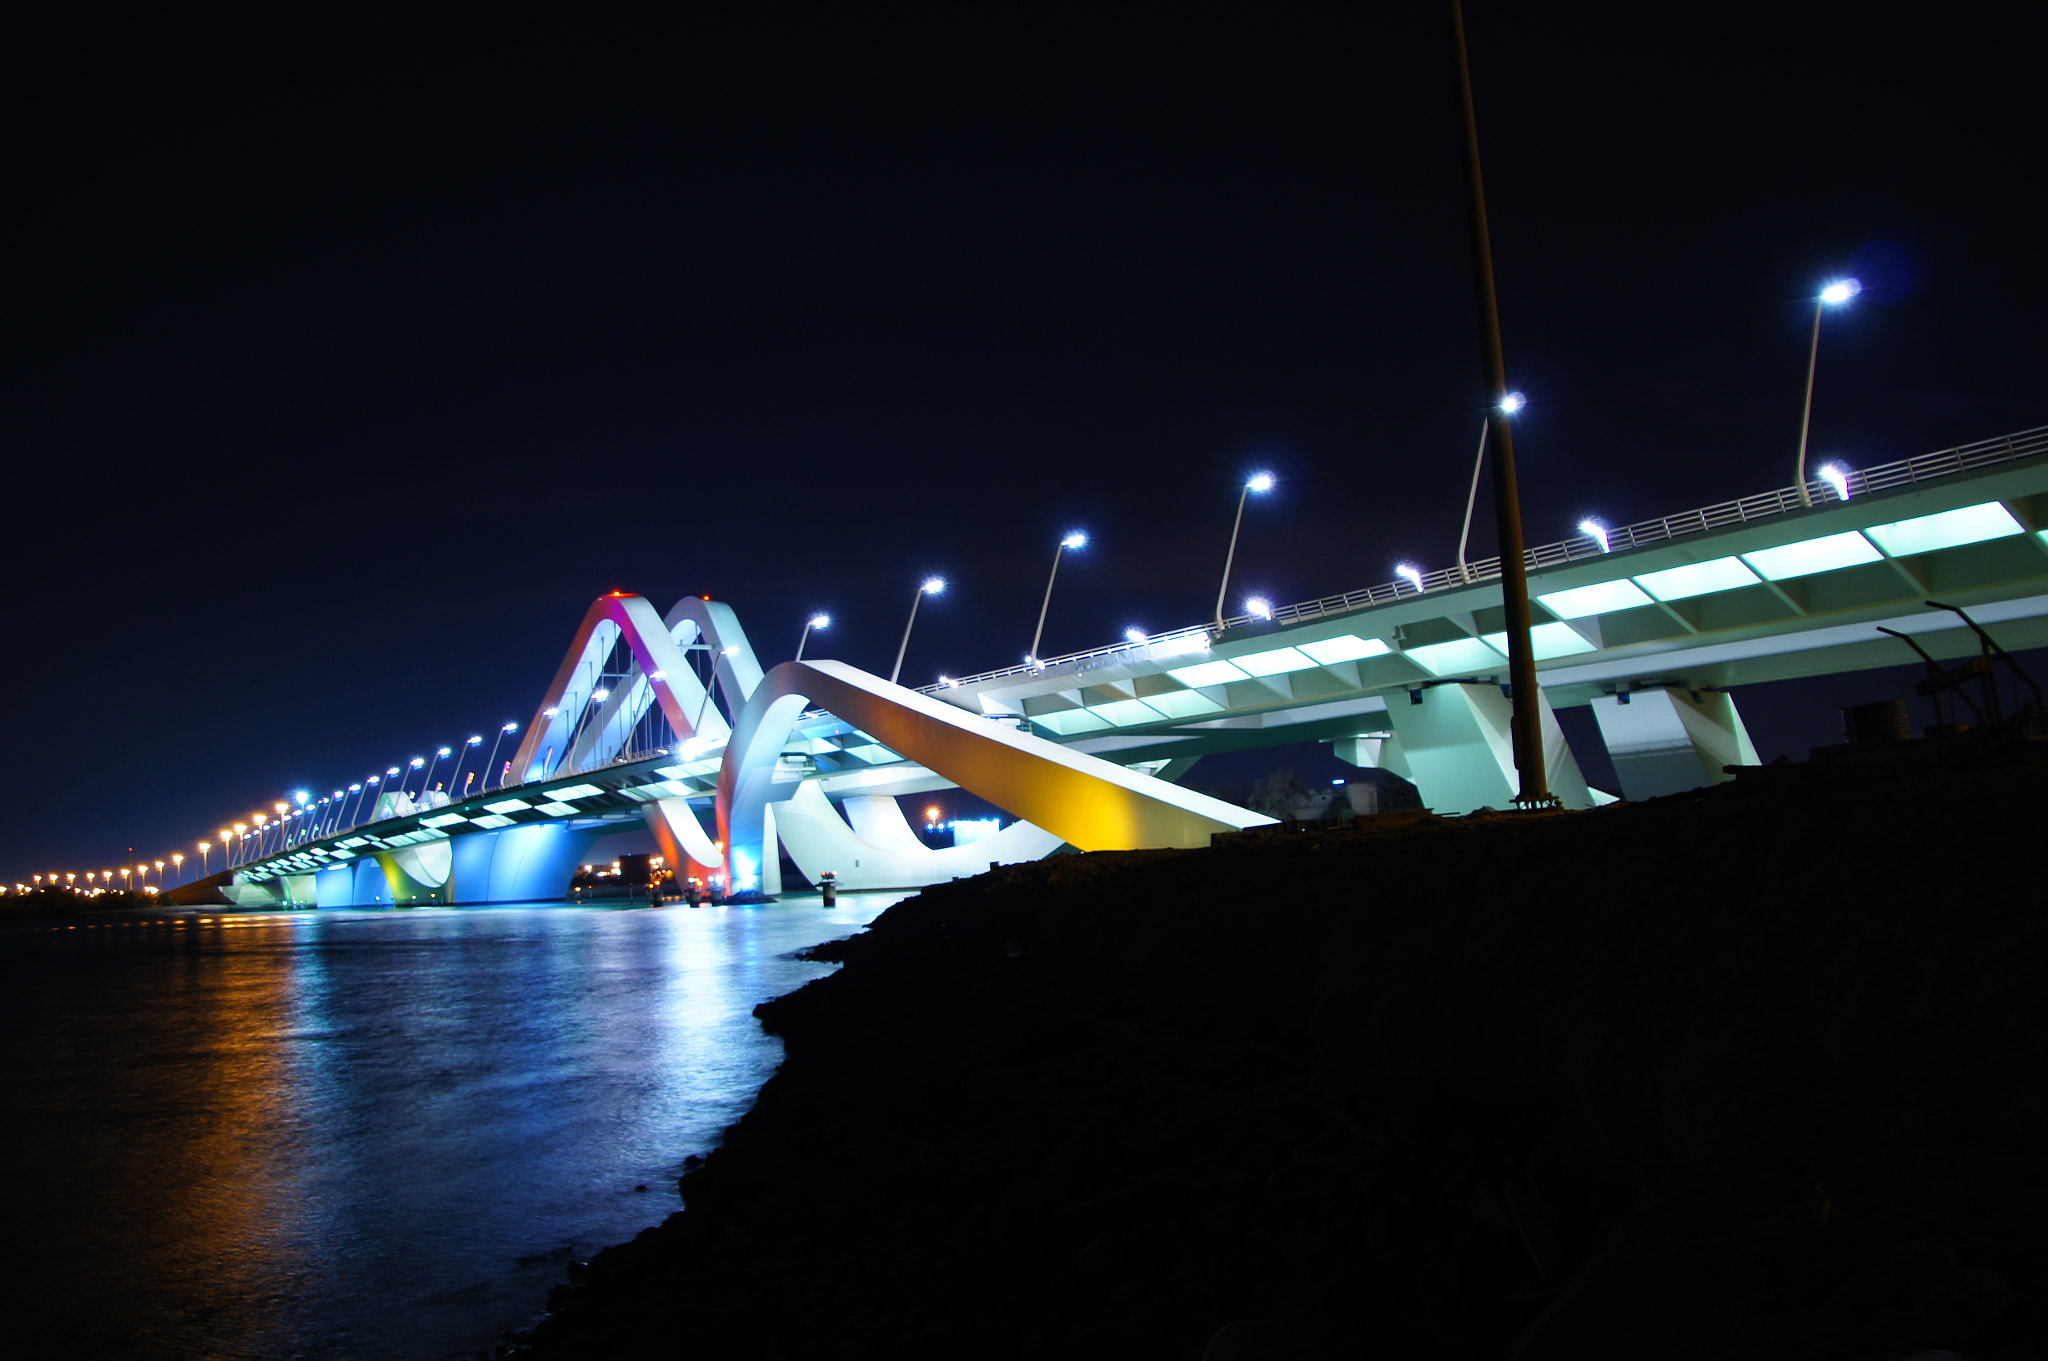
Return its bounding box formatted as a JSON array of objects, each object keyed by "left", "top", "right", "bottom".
[
  {"left": 1383, "top": 682, "right": 1596, "bottom": 814},
  {"left": 1591, "top": 687, "right": 1758, "bottom": 802}
]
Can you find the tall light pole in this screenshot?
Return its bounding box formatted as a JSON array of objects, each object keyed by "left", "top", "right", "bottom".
[
  {"left": 198, "top": 841, "right": 211, "bottom": 877},
  {"left": 1456, "top": 393, "right": 1523, "bottom": 582},
  {"left": 1449, "top": 0, "right": 1549, "bottom": 807},
  {"left": 447, "top": 736, "right": 481, "bottom": 802},
  {"left": 171, "top": 853, "right": 184, "bottom": 886},
  {"left": 795, "top": 614, "right": 830, "bottom": 661},
  {"left": 1215, "top": 473, "right": 1273, "bottom": 632},
  {"left": 1029, "top": 532, "right": 1086, "bottom": 668},
  {"left": 891, "top": 577, "right": 946, "bottom": 685},
  {"left": 419, "top": 746, "right": 451, "bottom": 805},
  {"left": 483, "top": 722, "right": 518, "bottom": 792},
  {"left": 1795, "top": 277, "right": 1861, "bottom": 507}
]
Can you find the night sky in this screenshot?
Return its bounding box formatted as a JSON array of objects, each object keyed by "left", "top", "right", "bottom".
[{"left": 5, "top": 7, "right": 2042, "bottom": 886}]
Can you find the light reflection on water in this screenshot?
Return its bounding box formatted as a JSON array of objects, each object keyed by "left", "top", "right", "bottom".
[{"left": 0, "top": 894, "right": 905, "bottom": 1360}]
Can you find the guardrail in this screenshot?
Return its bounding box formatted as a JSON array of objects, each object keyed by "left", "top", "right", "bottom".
[{"left": 923, "top": 424, "right": 2048, "bottom": 695}]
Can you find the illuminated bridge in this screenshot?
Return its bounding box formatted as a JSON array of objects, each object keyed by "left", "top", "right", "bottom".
[{"left": 223, "top": 425, "right": 2048, "bottom": 906}]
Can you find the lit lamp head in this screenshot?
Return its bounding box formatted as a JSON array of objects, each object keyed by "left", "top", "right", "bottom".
[
  {"left": 1497, "top": 391, "right": 1527, "bottom": 416},
  {"left": 467, "top": 735, "right": 482, "bottom": 747},
  {"left": 1577, "top": 518, "right": 1611, "bottom": 553},
  {"left": 1245, "top": 596, "right": 1274, "bottom": 620},
  {"left": 1818, "top": 462, "right": 1852, "bottom": 501},
  {"left": 502, "top": 721, "right": 519, "bottom": 733},
  {"left": 1395, "top": 562, "right": 1426, "bottom": 593},
  {"left": 808, "top": 613, "right": 830, "bottom": 631},
  {"left": 921, "top": 576, "right": 946, "bottom": 595},
  {"left": 1060, "top": 531, "right": 1087, "bottom": 551},
  {"left": 1245, "top": 472, "right": 1275, "bottom": 494},
  {"left": 1124, "top": 627, "right": 1148, "bottom": 644},
  {"left": 1819, "top": 278, "right": 1861, "bottom": 307}
]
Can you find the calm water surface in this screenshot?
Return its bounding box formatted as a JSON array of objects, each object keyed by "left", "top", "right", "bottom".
[{"left": 0, "top": 895, "right": 905, "bottom": 1359}]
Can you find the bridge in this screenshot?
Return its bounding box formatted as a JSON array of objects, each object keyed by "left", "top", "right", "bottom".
[{"left": 219, "top": 425, "right": 2048, "bottom": 906}]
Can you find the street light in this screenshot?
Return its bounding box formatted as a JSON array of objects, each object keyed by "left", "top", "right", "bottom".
[
  {"left": 1578, "top": 518, "right": 1611, "bottom": 553},
  {"left": 483, "top": 722, "right": 518, "bottom": 792},
  {"left": 1029, "top": 532, "right": 1086, "bottom": 669},
  {"left": 171, "top": 853, "right": 184, "bottom": 886},
  {"left": 198, "top": 841, "right": 211, "bottom": 876},
  {"left": 420, "top": 746, "right": 451, "bottom": 805},
  {"left": 447, "top": 736, "right": 482, "bottom": 803},
  {"left": 1245, "top": 596, "right": 1274, "bottom": 621},
  {"left": 1395, "top": 563, "right": 1426, "bottom": 594},
  {"left": 1457, "top": 393, "right": 1524, "bottom": 583},
  {"left": 1795, "top": 277, "right": 1860, "bottom": 506},
  {"left": 1818, "top": 462, "right": 1852, "bottom": 502},
  {"left": 891, "top": 577, "right": 946, "bottom": 685},
  {"left": 795, "top": 613, "right": 831, "bottom": 661},
  {"left": 1216, "top": 473, "right": 1274, "bottom": 632}
]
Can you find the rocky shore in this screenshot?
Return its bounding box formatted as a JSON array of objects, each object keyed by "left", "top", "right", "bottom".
[{"left": 509, "top": 752, "right": 2048, "bottom": 1359}]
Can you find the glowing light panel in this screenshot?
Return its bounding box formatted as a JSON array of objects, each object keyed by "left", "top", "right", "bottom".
[
  {"left": 1864, "top": 502, "right": 2024, "bottom": 556},
  {"left": 1231, "top": 646, "right": 1319, "bottom": 677},
  {"left": 1168, "top": 660, "right": 1250, "bottom": 687},
  {"left": 1632, "top": 556, "right": 1761, "bottom": 602},
  {"left": 1537, "top": 579, "right": 1653, "bottom": 619},
  {"left": 1741, "top": 531, "right": 1882, "bottom": 580},
  {"left": 1403, "top": 638, "right": 1508, "bottom": 676},
  {"left": 1297, "top": 634, "right": 1391, "bottom": 664},
  {"left": 1480, "top": 623, "right": 1599, "bottom": 660}
]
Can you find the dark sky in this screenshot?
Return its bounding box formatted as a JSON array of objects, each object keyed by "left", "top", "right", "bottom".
[{"left": 5, "top": 6, "right": 2043, "bottom": 884}]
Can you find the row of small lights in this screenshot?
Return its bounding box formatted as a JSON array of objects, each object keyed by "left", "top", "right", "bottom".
[{"left": 40, "top": 278, "right": 1859, "bottom": 893}]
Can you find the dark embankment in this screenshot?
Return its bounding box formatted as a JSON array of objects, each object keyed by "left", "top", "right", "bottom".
[{"left": 512, "top": 754, "right": 2048, "bottom": 1359}]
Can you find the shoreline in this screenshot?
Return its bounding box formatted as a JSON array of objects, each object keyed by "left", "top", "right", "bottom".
[{"left": 505, "top": 753, "right": 2047, "bottom": 1358}]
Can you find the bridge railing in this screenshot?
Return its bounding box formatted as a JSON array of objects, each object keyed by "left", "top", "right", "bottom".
[{"left": 922, "top": 424, "right": 2048, "bottom": 695}]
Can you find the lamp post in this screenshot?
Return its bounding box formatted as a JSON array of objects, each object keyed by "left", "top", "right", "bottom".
[
  {"left": 795, "top": 614, "right": 830, "bottom": 661},
  {"left": 482, "top": 722, "right": 518, "bottom": 792},
  {"left": 198, "top": 842, "right": 211, "bottom": 876},
  {"left": 171, "top": 853, "right": 184, "bottom": 885},
  {"left": 1449, "top": 0, "right": 1548, "bottom": 807},
  {"left": 1795, "top": 278, "right": 1860, "bottom": 507},
  {"left": 420, "top": 747, "right": 451, "bottom": 806},
  {"left": 1029, "top": 532, "right": 1086, "bottom": 669},
  {"left": 447, "top": 736, "right": 481, "bottom": 803},
  {"left": 891, "top": 577, "right": 946, "bottom": 685},
  {"left": 1215, "top": 473, "right": 1274, "bottom": 632},
  {"left": 1456, "top": 393, "right": 1523, "bottom": 583}
]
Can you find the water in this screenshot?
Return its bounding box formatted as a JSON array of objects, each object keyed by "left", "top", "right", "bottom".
[{"left": 0, "top": 895, "right": 906, "bottom": 1359}]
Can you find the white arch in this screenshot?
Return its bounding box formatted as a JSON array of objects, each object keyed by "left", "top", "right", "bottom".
[
  {"left": 508, "top": 594, "right": 730, "bottom": 784},
  {"left": 715, "top": 658, "right": 1275, "bottom": 894}
]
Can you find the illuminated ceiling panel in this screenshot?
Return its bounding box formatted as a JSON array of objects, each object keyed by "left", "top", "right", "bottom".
[
  {"left": 1632, "top": 556, "right": 1761, "bottom": 601},
  {"left": 1031, "top": 708, "right": 1113, "bottom": 735},
  {"left": 1297, "top": 634, "right": 1390, "bottom": 664},
  {"left": 1537, "top": 579, "right": 1652, "bottom": 619},
  {"left": 1480, "top": 622, "right": 1599, "bottom": 661},
  {"left": 1167, "top": 659, "right": 1249, "bottom": 687},
  {"left": 484, "top": 798, "right": 533, "bottom": 814},
  {"left": 841, "top": 743, "right": 898, "bottom": 763},
  {"left": 1741, "top": 531, "right": 1882, "bottom": 580},
  {"left": 1141, "top": 689, "right": 1226, "bottom": 719},
  {"left": 1085, "top": 698, "right": 1163, "bottom": 726},
  {"left": 471, "top": 814, "right": 518, "bottom": 829},
  {"left": 549, "top": 783, "right": 605, "bottom": 800},
  {"left": 421, "top": 812, "right": 469, "bottom": 828},
  {"left": 1404, "top": 638, "right": 1508, "bottom": 676},
  {"left": 1230, "top": 646, "right": 1319, "bottom": 677},
  {"left": 536, "top": 801, "right": 582, "bottom": 816},
  {"left": 1864, "top": 501, "right": 2024, "bottom": 555}
]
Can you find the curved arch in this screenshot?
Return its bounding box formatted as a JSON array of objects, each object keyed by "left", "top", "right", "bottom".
[
  {"left": 508, "top": 594, "right": 734, "bottom": 785},
  {"left": 715, "top": 659, "right": 1274, "bottom": 894}
]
